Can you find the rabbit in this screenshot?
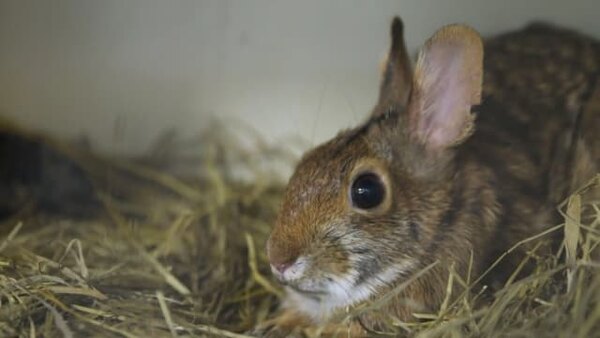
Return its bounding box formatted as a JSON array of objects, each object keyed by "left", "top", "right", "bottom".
[{"left": 254, "top": 16, "right": 600, "bottom": 337}]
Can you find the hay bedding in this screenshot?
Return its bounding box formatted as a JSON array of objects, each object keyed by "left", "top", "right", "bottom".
[{"left": 0, "top": 120, "right": 599, "bottom": 337}]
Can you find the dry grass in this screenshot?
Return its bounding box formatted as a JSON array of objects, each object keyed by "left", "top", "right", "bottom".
[{"left": 0, "top": 121, "right": 598, "bottom": 337}]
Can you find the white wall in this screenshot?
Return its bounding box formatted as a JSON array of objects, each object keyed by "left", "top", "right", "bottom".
[{"left": 1, "top": 0, "right": 598, "bottom": 154}]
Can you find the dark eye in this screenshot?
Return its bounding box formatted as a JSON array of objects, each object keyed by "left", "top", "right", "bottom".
[{"left": 351, "top": 173, "right": 385, "bottom": 210}]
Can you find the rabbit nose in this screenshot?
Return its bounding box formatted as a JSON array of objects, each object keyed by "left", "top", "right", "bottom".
[
  {"left": 266, "top": 235, "right": 301, "bottom": 276},
  {"left": 271, "top": 260, "right": 295, "bottom": 274}
]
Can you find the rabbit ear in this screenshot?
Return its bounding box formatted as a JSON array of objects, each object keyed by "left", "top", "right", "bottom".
[
  {"left": 406, "top": 25, "right": 483, "bottom": 150},
  {"left": 374, "top": 17, "right": 413, "bottom": 116}
]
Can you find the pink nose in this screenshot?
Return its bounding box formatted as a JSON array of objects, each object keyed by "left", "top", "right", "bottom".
[{"left": 271, "top": 260, "right": 294, "bottom": 274}]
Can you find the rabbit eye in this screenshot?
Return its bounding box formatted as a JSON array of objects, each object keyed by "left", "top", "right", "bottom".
[{"left": 351, "top": 173, "right": 385, "bottom": 210}]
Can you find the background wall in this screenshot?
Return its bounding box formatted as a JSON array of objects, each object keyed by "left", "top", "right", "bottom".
[{"left": 1, "top": 0, "right": 599, "bottom": 154}]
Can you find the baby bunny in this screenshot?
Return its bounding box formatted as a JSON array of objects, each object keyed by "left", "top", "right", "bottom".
[{"left": 258, "top": 16, "right": 600, "bottom": 337}]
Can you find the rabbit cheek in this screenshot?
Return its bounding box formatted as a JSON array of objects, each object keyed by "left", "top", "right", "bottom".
[
  {"left": 294, "top": 248, "right": 350, "bottom": 289},
  {"left": 316, "top": 245, "right": 352, "bottom": 276}
]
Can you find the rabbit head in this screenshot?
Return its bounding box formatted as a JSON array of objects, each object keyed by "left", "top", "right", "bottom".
[{"left": 266, "top": 17, "right": 484, "bottom": 320}]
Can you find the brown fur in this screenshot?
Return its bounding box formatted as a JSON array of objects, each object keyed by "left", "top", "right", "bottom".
[{"left": 255, "top": 17, "right": 600, "bottom": 337}]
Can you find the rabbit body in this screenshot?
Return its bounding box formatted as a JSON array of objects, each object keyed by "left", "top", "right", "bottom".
[{"left": 260, "top": 19, "right": 600, "bottom": 336}]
